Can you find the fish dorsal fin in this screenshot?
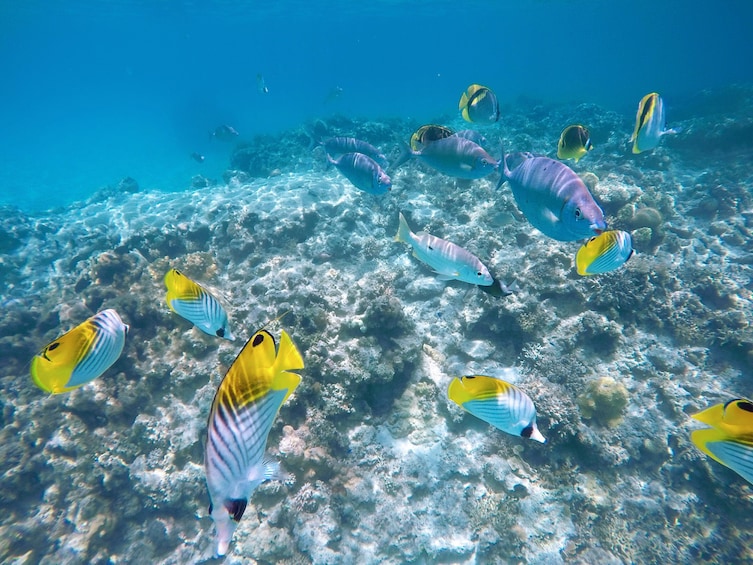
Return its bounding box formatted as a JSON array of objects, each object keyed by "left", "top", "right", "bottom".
[
  {"left": 224, "top": 498, "right": 248, "bottom": 523},
  {"left": 692, "top": 402, "right": 726, "bottom": 427}
]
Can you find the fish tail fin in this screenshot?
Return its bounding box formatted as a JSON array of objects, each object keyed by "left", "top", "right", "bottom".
[
  {"left": 496, "top": 152, "right": 511, "bottom": 190},
  {"left": 395, "top": 212, "right": 412, "bottom": 243},
  {"left": 389, "top": 142, "right": 413, "bottom": 172}
]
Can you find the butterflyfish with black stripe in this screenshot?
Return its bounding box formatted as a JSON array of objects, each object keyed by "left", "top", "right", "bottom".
[
  {"left": 164, "top": 268, "right": 234, "bottom": 340},
  {"left": 630, "top": 92, "right": 681, "bottom": 154},
  {"left": 204, "top": 328, "right": 304, "bottom": 556},
  {"left": 691, "top": 398, "right": 753, "bottom": 485},
  {"left": 448, "top": 375, "right": 546, "bottom": 443},
  {"left": 557, "top": 124, "right": 593, "bottom": 163},
  {"left": 458, "top": 84, "right": 500, "bottom": 124},
  {"left": 30, "top": 308, "right": 129, "bottom": 394}
]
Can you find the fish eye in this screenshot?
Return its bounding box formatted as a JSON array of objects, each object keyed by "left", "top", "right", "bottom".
[
  {"left": 738, "top": 400, "right": 753, "bottom": 413},
  {"left": 216, "top": 328, "right": 225, "bottom": 338},
  {"left": 48, "top": 342, "right": 60, "bottom": 351},
  {"left": 575, "top": 208, "right": 582, "bottom": 218}
]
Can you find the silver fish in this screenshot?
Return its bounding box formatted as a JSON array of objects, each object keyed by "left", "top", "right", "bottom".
[
  {"left": 395, "top": 212, "right": 493, "bottom": 286},
  {"left": 323, "top": 137, "right": 389, "bottom": 169},
  {"left": 403, "top": 135, "right": 499, "bottom": 179},
  {"left": 497, "top": 152, "right": 607, "bottom": 241},
  {"left": 327, "top": 152, "right": 391, "bottom": 195}
]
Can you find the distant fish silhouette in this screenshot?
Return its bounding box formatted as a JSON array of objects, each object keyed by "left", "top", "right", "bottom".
[
  {"left": 190, "top": 152, "right": 205, "bottom": 163},
  {"left": 211, "top": 125, "right": 240, "bottom": 141},
  {"left": 324, "top": 86, "right": 344, "bottom": 104},
  {"left": 256, "top": 73, "right": 269, "bottom": 94}
]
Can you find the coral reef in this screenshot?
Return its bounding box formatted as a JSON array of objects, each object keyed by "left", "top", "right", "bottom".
[{"left": 2, "top": 95, "right": 753, "bottom": 564}]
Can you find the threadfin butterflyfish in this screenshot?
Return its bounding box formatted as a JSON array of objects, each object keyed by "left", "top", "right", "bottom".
[
  {"left": 448, "top": 375, "right": 546, "bottom": 443},
  {"left": 410, "top": 124, "right": 455, "bottom": 151},
  {"left": 691, "top": 399, "right": 753, "bottom": 485},
  {"left": 395, "top": 212, "right": 493, "bottom": 286},
  {"left": 557, "top": 124, "right": 593, "bottom": 163},
  {"left": 458, "top": 84, "right": 500, "bottom": 124},
  {"left": 498, "top": 153, "right": 607, "bottom": 241},
  {"left": 205, "top": 329, "right": 304, "bottom": 557},
  {"left": 164, "top": 269, "right": 234, "bottom": 340},
  {"left": 630, "top": 92, "right": 680, "bottom": 154},
  {"left": 575, "top": 230, "right": 633, "bottom": 276},
  {"left": 30, "top": 308, "right": 128, "bottom": 394}
]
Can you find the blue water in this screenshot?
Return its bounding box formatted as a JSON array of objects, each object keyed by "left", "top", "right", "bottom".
[{"left": 1, "top": 0, "right": 751, "bottom": 212}]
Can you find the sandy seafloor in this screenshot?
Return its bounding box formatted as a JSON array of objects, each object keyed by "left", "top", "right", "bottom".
[{"left": 2, "top": 87, "right": 753, "bottom": 564}]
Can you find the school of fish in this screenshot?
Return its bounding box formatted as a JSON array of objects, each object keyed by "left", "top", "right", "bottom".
[{"left": 30, "top": 84, "right": 744, "bottom": 558}]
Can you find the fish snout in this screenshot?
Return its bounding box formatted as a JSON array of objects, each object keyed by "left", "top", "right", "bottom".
[{"left": 591, "top": 220, "right": 608, "bottom": 234}]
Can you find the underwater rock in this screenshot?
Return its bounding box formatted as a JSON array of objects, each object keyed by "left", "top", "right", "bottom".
[
  {"left": 117, "top": 177, "right": 140, "bottom": 193},
  {"left": 578, "top": 376, "right": 629, "bottom": 427}
]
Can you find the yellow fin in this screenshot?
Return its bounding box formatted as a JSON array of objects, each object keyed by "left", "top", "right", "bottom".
[
  {"left": 692, "top": 402, "right": 726, "bottom": 427},
  {"left": 458, "top": 91, "right": 469, "bottom": 111},
  {"left": 691, "top": 427, "right": 728, "bottom": 465},
  {"left": 273, "top": 330, "right": 305, "bottom": 403}
]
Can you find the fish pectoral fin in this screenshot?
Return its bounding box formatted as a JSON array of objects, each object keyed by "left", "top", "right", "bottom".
[
  {"left": 224, "top": 498, "right": 248, "bottom": 523},
  {"left": 436, "top": 273, "right": 458, "bottom": 281},
  {"left": 543, "top": 209, "right": 560, "bottom": 224},
  {"left": 248, "top": 457, "right": 291, "bottom": 484}
]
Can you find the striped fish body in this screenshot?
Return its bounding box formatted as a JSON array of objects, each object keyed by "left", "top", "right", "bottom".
[
  {"left": 327, "top": 152, "right": 391, "bottom": 195},
  {"left": 413, "top": 135, "right": 498, "bottom": 179},
  {"left": 448, "top": 375, "right": 546, "bottom": 443},
  {"left": 691, "top": 399, "right": 753, "bottom": 485},
  {"left": 323, "top": 137, "right": 389, "bottom": 169},
  {"left": 395, "top": 212, "right": 493, "bottom": 286},
  {"left": 499, "top": 153, "right": 606, "bottom": 241},
  {"left": 164, "top": 269, "right": 234, "bottom": 340},
  {"left": 631, "top": 92, "right": 676, "bottom": 153},
  {"left": 205, "top": 329, "right": 304, "bottom": 557},
  {"left": 458, "top": 84, "right": 500, "bottom": 124},
  {"left": 30, "top": 309, "right": 128, "bottom": 394},
  {"left": 410, "top": 124, "right": 454, "bottom": 151},
  {"left": 576, "top": 230, "right": 634, "bottom": 275}
]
